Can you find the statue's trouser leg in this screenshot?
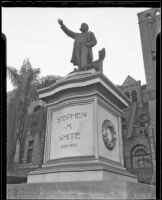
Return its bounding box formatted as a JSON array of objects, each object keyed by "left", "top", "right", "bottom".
[
  {"left": 80, "top": 46, "right": 88, "bottom": 70},
  {"left": 76, "top": 45, "right": 82, "bottom": 70}
]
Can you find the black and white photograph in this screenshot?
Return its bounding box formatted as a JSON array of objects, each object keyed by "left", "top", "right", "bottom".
[{"left": 2, "top": 2, "right": 160, "bottom": 199}]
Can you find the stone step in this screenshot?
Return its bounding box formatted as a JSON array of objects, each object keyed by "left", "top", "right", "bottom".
[{"left": 7, "top": 180, "right": 155, "bottom": 199}]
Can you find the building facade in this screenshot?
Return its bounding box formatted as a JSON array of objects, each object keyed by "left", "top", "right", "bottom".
[
  {"left": 117, "top": 7, "right": 160, "bottom": 184},
  {"left": 118, "top": 76, "right": 156, "bottom": 184}
]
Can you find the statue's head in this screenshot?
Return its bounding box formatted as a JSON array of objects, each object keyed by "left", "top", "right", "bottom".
[{"left": 80, "top": 23, "right": 89, "bottom": 32}]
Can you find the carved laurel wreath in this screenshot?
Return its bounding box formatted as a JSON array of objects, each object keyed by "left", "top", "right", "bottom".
[{"left": 102, "top": 119, "right": 117, "bottom": 150}]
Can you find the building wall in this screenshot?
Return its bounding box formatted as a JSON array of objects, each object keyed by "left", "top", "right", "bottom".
[
  {"left": 16, "top": 100, "right": 47, "bottom": 175},
  {"left": 137, "top": 8, "right": 160, "bottom": 183},
  {"left": 119, "top": 81, "right": 155, "bottom": 184},
  {"left": 138, "top": 8, "right": 161, "bottom": 91},
  {"left": 138, "top": 8, "right": 161, "bottom": 141}
]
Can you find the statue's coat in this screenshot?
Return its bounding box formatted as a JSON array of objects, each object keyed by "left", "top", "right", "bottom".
[{"left": 60, "top": 24, "right": 97, "bottom": 66}]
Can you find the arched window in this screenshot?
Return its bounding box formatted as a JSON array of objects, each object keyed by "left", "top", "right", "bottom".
[
  {"left": 131, "top": 145, "right": 152, "bottom": 169},
  {"left": 125, "top": 92, "right": 130, "bottom": 99},
  {"left": 33, "top": 105, "right": 41, "bottom": 113},
  {"left": 131, "top": 90, "right": 138, "bottom": 102},
  {"left": 146, "top": 13, "right": 151, "bottom": 19}
]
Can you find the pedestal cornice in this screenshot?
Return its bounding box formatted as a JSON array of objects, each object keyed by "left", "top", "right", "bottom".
[{"left": 38, "top": 70, "right": 130, "bottom": 110}]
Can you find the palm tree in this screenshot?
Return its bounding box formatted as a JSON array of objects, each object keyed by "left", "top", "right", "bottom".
[
  {"left": 7, "top": 59, "right": 40, "bottom": 169},
  {"left": 38, "top": 75, "right": 61, "bottom": 89},
  {"left": 7, "top": 59, "right": 62, "bottom": 171}
]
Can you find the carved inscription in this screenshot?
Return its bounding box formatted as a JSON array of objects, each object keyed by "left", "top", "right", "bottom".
[
  {"left": 57, "top": 112, "right": 87, "bottom": 149},
  {"left": 50, "top": 104, "right": 93, "bottom": 160},
  {"left": 60, "top": 132, "right": 80, "bottom": 141},
  {"left": 57, "top": 112, "right": 87, "bottom": 123}
]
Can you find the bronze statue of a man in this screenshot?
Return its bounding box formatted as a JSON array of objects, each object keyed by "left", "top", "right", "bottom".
[{"left": 58, "top": 19, "right": 97, "bottom": 70}]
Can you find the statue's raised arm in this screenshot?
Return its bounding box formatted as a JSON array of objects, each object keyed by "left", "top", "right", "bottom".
[
  {"left": 58, "top": 19, "right": 100, "bottom": 71},
  {"left": 58, "top": 19, "right": 76, "bottom": 39}
]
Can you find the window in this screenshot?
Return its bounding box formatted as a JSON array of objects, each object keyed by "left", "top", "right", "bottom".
[
  {"left": 33, "top": 105, "right": 41, "bottom": 113},
  {"left": 122, "top": 117, "right": 127, "bottom": 129},
  {"left": 131, "top": 145, "right": 152, "bottom": 169},
  {"left": 140, "top": 114, "right": 148, "bottom": 121},
  {"left": 26, "top": 140, "right": 34, "bottom": 163},
  {"left": 146, "top": 13, "right": 151, "bottom": 19},
  {"left": 26, "top": 149, "right": 33, "bottom": 163},
  {"left": 131, "top": 90, "right": 138, "bottom": 102},
  {"left": 139, "top": 114, "right": 149, "bottom": 127},
  {"left": 28, "top": 140, "right": 34, "bottom": 147}
]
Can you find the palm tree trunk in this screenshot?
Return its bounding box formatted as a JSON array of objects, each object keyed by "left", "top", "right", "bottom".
[
  {"left": 12, "top": 105, "right": 27, "bottom": 165},
  {"left": 14, "top": 138, "right": 20, "bottom": 164}
]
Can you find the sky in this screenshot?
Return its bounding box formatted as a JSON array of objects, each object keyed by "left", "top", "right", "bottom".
[{"left": 2, "top": 7, "right": 151, "bottom": 92}]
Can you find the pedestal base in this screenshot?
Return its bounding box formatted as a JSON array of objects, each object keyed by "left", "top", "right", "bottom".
[
  {"left": 7, "top": 181, "right": 155, "bottom": 199},
  {"left": 27, "top": 162, "right": 137, "bottom": 183}
]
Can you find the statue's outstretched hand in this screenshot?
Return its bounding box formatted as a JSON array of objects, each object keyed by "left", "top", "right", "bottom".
[{"left": 58, "top": 19, "right": 63, "bottom": 25}]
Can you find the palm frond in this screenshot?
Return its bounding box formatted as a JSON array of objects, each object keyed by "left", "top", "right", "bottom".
[
  {"left": 7, "top": 66, "right": 20, "bottom": 87},
  {"left": 7, "top": 59, "right": 42, "bottom": 167},
  {"left": 38, "top": 75, "right": 61, "bottom": 89},
  {"left": 17, "top": 60, "right": 40, "bottom": 96}
]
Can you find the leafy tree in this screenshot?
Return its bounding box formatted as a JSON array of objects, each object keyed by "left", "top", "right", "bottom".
[
  {"left": 7, "top": 59, "right": 40, "bottom": 170},
  {"left": 7, "top": 59, "right": 61, "bottom": 171},
  {"left": 7, "top": 93, "right": 17, "bottom": 170},
  {"left": 38, "top": 75, "right": 61, "bottom": 89}
]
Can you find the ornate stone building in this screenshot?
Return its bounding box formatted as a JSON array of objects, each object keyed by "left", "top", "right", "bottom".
[
  {"left": 7, "top": 8, "right": 160, "bottom": 184},
  {"left": 117, "top": 7, "right": 160, "bottom": 184},
  {"left": 118, "top": 76, "right": 155, "bottom": 184}
]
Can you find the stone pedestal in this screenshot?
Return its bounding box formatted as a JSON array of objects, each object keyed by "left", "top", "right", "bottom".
[{"left": 27, "top": 69, "right": 136, "bottom": 184}]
